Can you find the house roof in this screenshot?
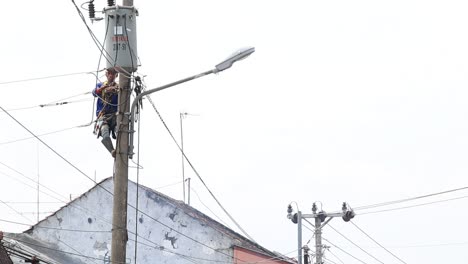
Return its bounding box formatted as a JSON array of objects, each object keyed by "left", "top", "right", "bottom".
[{"left": 18, "top": 177, "right": 292, "bottom": 263}]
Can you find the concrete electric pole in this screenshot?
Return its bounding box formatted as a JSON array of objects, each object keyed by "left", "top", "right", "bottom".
[
  {"left": 103, "top": 1, "right": 138, "bottom": 263},
  {"left": 287, "top": 202, "right": 355, "bottom": 264}
]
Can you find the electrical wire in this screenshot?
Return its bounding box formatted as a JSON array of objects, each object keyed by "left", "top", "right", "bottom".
[
  {"left": 0, "top": 218, "right": 109, "bottom": 233},
  {"left": 0, "top": 199, "right": 34, "bottom": 224},
  {"left": 154, "top": 180, "right": 184, "bottom": 190},
  {"left": 0, "top": 160, "right": 124, "bottom": 236},
  {"left": 358, "top": 194, "right": 468, "bottom": 215},
  {"left": 59, "top": 238, "right": 100, "bottom": 264},
  {"left": 69, "top": 0, "right": 118, "bottom": 73},
  {"left": 141, "top": 88, "right": 256, "bottom": 242},
  {"left": 190, "top": 186, "right": 233, "bottom": 229},
  {"left": 0, "top": 106, "right": 98, "bottom": 186},
  {"left": 0, "top": 161, "right": 71, "bottom": 203},
  {"left": 350, "top": 221, "right": 407, "bottom": 264},
  {"left": 133, "top": 113, "right": 142, "bottom": 264},
  {"left": 325, "top": 247, "right": 346, "bottom": 264},
  {"left": 354, "top": 185, "right": 468, "bottom": 211},
  {"left": 328, "top": 224, "right": 384, "bottom": 264},
  {"left": 0, "top": 123, "right": 90, "bottom": 146},
  {"left": 322, "top": 256, "right": 338, "bottom": 264},
  {"left": 322, "top": 237, "right": 370, "bottom": 264},
  {"left": 0, "top": 71, "right": 99, "bottom": 85}
]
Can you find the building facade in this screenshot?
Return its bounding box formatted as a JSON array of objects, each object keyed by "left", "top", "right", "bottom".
[{"left": 4, "top": 178, "right": 292, "bottom": 264}]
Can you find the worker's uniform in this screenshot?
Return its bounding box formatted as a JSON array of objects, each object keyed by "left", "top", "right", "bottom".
[{"left": 92, "top": 81, "right": 119, "bottom": 156}]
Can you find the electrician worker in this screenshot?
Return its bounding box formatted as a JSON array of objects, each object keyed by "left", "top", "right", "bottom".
[{"left": 93, "top": 68, "right": 119, "bottom": 158}]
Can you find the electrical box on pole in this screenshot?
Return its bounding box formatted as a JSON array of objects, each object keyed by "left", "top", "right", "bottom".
[{"left": 104, "top": 5, "right": 138, "bottom": 72}]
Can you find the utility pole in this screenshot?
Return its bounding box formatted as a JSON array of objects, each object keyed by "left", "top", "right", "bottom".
[
  {"left": 287, "top": 202, "right": 355, "bottom": 264},
  {"left": 312, "top": 204, "right": 323, "bottom": 264},
  {"left": 104, "top": 0, "right": 138, "bottom": 263}
]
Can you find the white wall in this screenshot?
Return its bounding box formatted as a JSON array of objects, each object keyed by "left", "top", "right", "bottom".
[{"left": 28, "top": 179, "right": 235, "bottom": 264}]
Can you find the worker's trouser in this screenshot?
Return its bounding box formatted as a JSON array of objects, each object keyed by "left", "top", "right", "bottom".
[{"left": 98, "top": 113, "right": 117, "bottom": 154}]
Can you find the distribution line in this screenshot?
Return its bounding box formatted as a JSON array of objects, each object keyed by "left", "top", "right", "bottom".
[
  {"left": 325, "top": 247, "right": 346, "bottom": 264},
  {"left": 142, "top": 89, "right": 256, "bottom": 242},
  {"left": 0, "top": 123, "right": 90, "bottom": 146},
  {"left": 350, "top": 221, "right": 407, "bottom": 264},
  {"left": 0, "top": 160, "right": 126, "bottom": 235},
  {"left": 328, "top": 224, "right": 385, "bottom": 264},
  {"left": 4, "top": 98, "right": 92, "bottom": 112},
  {"left": 0, "top": 160, "right": 70, "bottom": 202},
  {"left": 358, "top": 195, "right": 468, "bottom": 216},
  {"left": 0, "top": 199, "right": 34, "bottom": 224},
  {"left": 190, "top": 186, "right": 233, "bottom": 229},
  {"left": 354, "top": 186, "right": 468, "bottom": 211},
  {"left": 322, "top": 237, "right": 370, "bottom": 264},
  {"left": 0, "top": 108, "right": 95, "bottom": 186},
  {"left": 0, "top": 71, "right": 99, "bottom": 85},
  {"left": 0, "top": 218, "right": 109, "bottom": 233}
]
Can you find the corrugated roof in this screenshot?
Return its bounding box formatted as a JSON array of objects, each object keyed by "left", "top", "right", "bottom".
[{"left": 0, "top": 242, "right": 13, "bottom": 264}]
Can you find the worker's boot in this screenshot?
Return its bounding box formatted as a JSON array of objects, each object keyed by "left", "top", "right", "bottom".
[{"left": 101, "top": 137, "right": 115, "bottom": 158}]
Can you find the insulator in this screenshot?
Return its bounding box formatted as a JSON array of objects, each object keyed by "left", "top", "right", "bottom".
[
  {"left": 88, "top": 2, "right": 95, "bottom": 19},
  {"left": 291, "top": 213, "right": 298, "bottom": 224},
  {"left": 108, "top": 0, "right": 115, "bottom": 6}
]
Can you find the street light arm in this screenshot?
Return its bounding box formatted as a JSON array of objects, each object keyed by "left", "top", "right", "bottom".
[
  {"left": 128, "top": 46, "right": 255, "bottom": 158},
  {"left": 128, "top": 69, "right": 216, "bottom": 158}
]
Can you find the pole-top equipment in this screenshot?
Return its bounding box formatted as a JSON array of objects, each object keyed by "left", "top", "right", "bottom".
[{"left": 104, "top": 5, "right": 139, "bottom": 72}]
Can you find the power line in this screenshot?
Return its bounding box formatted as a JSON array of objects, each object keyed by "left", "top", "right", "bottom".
[
  {"left": 0, "top": 218, "right": 109, "bottom": 233},
  {"left": 0, "top": 123, "right": 90, "bottom": 146},
  {"left": 190, "top": 186, "right": 232, "bottom": 229},
  {"left": 350, "top": 221, "right": 407, "bottom": 264},
  {"left": 0, "top": 71, "right": 100, "bottom": 85},
  {"left": 325, "top": 247, "right": 346, "bottom": 264},
  {"left": 358, "top": 194, "right": 468, "bottom": 215},
  {"left": 0, "top": 106, "right": 98, "bottom": 186},
  {"left": 328, "top": 224, "right": 385, "bottom": 264},
  {"left": 322, "top": 237, "right": 370, "bottom": 264},
  {"left": 354, "top": 185, "right": 468, "bottom": 211},
  {"left": 0, "top": 199, "right": 34, "bottom": 224},
  {"left": 5, "top": 98, "right": 91, "bottom": 112},
  {"left": 141, "top": 87, "right": 255, "bottom": 242},
  {"left": 0, "top": 160, "right": 70, "bottom": 203},
  {"left": 154, "top": 180, "right": 184, "bottom": 190}
]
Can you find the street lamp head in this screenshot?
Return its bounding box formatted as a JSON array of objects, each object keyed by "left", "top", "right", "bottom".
[{"left": 214, "top": 47, "right": 255, "bottom": 73}]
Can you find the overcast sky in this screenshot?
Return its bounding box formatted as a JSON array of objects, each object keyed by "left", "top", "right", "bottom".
[{"left": 1, "top": 0, "right": 468, "bottom": 263}]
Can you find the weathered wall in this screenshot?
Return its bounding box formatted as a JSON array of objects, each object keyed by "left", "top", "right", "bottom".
[{"left": 28, "top": 179, "right": 235, "bottom": 264}]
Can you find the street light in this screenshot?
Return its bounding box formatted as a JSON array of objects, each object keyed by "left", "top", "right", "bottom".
[{"left": 128, "top": 47, "right": 255, "bottom": 158}]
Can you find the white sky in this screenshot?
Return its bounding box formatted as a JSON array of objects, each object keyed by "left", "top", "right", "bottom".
[{"left": 1, "top": 0, "right": 468, "bottom": 263}]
